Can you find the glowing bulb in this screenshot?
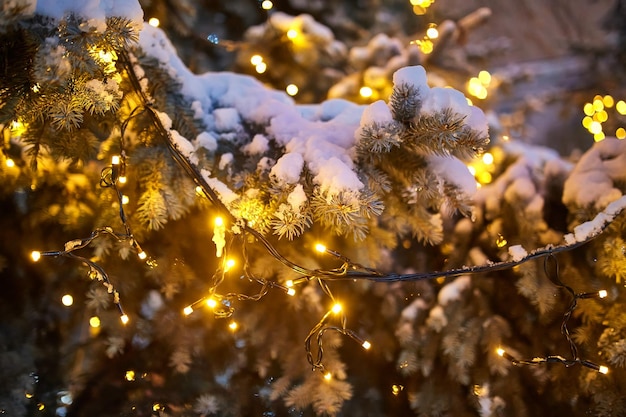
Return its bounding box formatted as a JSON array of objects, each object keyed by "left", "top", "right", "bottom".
[
  {"left": 255, "top": 62, "right": 267, "bottom": 74},
  {"left": 496, "top": 348, "right": 505, "bottom": 357},
  {"left": 362, "top": 340, "right": 372, "bottom": 350},
  {"left": 38, "top": 403, "right": 45, "bottom": 411},
  {"left": 125, "top": 370, "right": 136, "bottom": 381},
  {"left": 582, "top": 116, "right": 593, "bottom": 129},
  {"left": 331, "top": 303, "right": 342, "bottom": 314},
  {"left": 287, "top": 288, "right": 296, "bottom": 296},
  {"left": 111, "top": 155, "right": 120, "bottom": 165},
  {"left": 261, "top": 0, "right": 273, "bottom": 10},
  {"left": 250, "top": 55, "right": 263, "bottom": 66},
  {"left": 286, "top": 29, "right": 298, "bottom": 40},
  {"left": 616, "top": 100, "right": 626, "bottom": 115},
  {"left": 598, "top": 289, "right": 608, "bottom": 298},
  {"left": 603, "top": 95, "right": 614, "bottom": 108},
  {"left": 225, "top": 258, "right": 236, "bottom": 271},
  {"left": 315, "top": 243, "right": 327, "bottom": 253},
  {"left": 286, "top": 84, "right": 299, "bottom": 96},
  {"left": 183, "top": 306, "right": 193, "bottom": 316},
  {"left": 31, "top": 251, "right": 41, "bottom": 262},
  {"left": 61, "top": 294, "right": 74, "bottom": 306},
  {"left": 120, "top": 314, "right": 129, "bottom": 324},
  {"left": 215, "top": 217, "right": 224, "bottom": 227},
  {"left": 25, "top": 392, "right": 33, "bottom": 399},
  {"left": 148, "top": 17, "right": 160, "bottom": 27},
  {"left": 594, "top": 132, "right": 605, "bottom": 142},
  {"left": 478, "top": 70, "right": 492, "bottom": 86},
  {"left": 5, "top": 158, "right": 15, "bottom": 168},
  {"left": 286, "top": 280, "right": 294, "bottom": 287},
  {"left": 417, "top": 39, "right": 433, "bottom": 54},
  {"left": 118, "top": 176, "right": 127, "bottom": 184},
  {"left": 359, "top": 86, "right": 373, "bottom": 98},
  {"left": 121, "top": 195, "right": 130, "bottom": 205},
  {"left": 206, "top": 298, "right": 217, "bottom": 309},
  {"left": 617, "top": 127, "right": 626, "bottom": 139},
  {"left": 482, "top": 152, "right": 494, "bottom": 165},
  {"left": 323, "top": 372, "right": 332, "bottom": 381},
  {"left": 138, "top": 251, "right": 147, "bottom": 260},
  {"left": 599, "top": 365, "right": 609, "bottom": 374},
  {"left": 426, "top": 25, "right": 438, "bottom": 39},
  {"left": 583, "top": 103, "right": 594, "bottom": 116},
  {"left": 229, "top": 321, "right": 238, "bottom": 331},
  {"left": 89, "top": 316, "right": 101, "bottom": 328},
  {"left": 496, "top": 235, "right": 507, "bottom": 248}
]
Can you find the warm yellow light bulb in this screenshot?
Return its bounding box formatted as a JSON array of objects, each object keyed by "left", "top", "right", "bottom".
[
  {"left": 594, "top": 132, "right": 605, "bottom": 142},
  {"left": 215, "top": 217, "right": 224, "bottom": 227},
  {"left": 118, "top": 176, "right": 127, "bottom": 184},
  {"left": 616, "top": 100, "right": 626, "bottom": 115},
  {"left": 426, "top": 26, "right": 439, "bottom": 39},
  {"left": 255, "top": 62, "right": 267, "bottom": 74},
  {"left": 616, "top": 127, "right": 626, "bottom": 139},
  {"left": 122, "top": 195, "right": 130, "bottom": 205},
  {"left": 482, "top": 152, "right": 494, "bottom": 165},
  {"left": 225, "top": 258, "right": 236, "bottom": 271},
  {"left": 5, "top": 158, "right": 15, "bottom": 168},
  {"left": 583, "top": 103, "right": 594, "bottom": 116},
  {"left": 229, "top": 321, "right": 238, "bottom": 331},
  {"left": 111, "top": 155, "right": 120, "bottom": 165},
  {"left": 331, "top": 303, "right": 342, "bottom": 314},
  {"left": 496, "top": 347, "right": 505, "bottom": 357},
  {"left": 61, "top": 294, "right": 74, "bottom": 306},
  {"left": 207, "top": 298, "right": 217, "bottom": 309},
  {"left": 286, "top": 84, "right": 299, "bottom": 96},
  {"left": 315, "top": 243, "right": 327, "bottom": 253},
  {"left": 89, "top": 316, "right": 101, "bottom": 328},
  {"left": 359, "top": 86, "right": 373, "bottom": 98},
  {"left": 138, "top": 251, "right": 147, "bottom": 260},
  {"left": 125, "top": 370, "right": 136, "bottom": 381},
  {"left": 121, "top": 314, "right": 130, "bottom": 325},
  {"left": 261, "top": 0, "right": 273, "bottom": 10},
  {"left": 287, "top": 288, "right": 296, "bottom": 296},
  {"left": 148, "top": 17, "right": 160, "bottom": 27},
  {"left": 31, "top": 251, "right": 41, "bottom": 262},
  {"left": 599, "top": 365, "right": 609, "bottom": 374},
  {"left": 183, "top": 306, "right": 194, "bottom": 316},
  {"left": 478, "top": 70, "right": 492, "bottom": 86},
  {"left": 362, "top": 340, "right": 372, "bottom": 350},
  {"left": 250, "top": 55, "right": 263, "bottom": 66},
  {"left": 598, "top": 289, "right": 608, "bottom": 298},
  {"left": 324, "top": 372, "right": 332, "bottom": 381},
  {"left": 286, "top": 279, "right": 294, "bottom": 287},
  {"left": 589, "top": 121, "right": 603, "bottom": 135},
  {"left": 603, "top": 95, "right": 614, "bottom": 108},
  {"left": 286, "top": 29, "right": 298, "bottom": 40}
]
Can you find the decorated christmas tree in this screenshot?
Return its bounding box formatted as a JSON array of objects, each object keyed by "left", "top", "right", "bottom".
[{"left": 1, "top": 1, "right": 626, "bottom": 416}]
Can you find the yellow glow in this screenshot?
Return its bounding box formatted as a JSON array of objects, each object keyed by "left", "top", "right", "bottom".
[
  {"left": 286, "top": 84, "right": 299, "bottom": 96},
  {"left": 38, "top": 403, "right": 45, "bottom": 411},
  {"left": 250, "top": 55, "right": 263, "bottom": 66},
  {"left": 287, "top": 29, "right": 299, "bottom": 40},
  {"left": 359, "top": 86, "right": 373, "bottom": 98},
  {"left": 596, "top": 110, "right": 608, "bottom": 122},
  {"left": 426, "top": 26, "right": 439, "bottom": 39},
  {"left": 476, "top": 171, "right": 492, "bottom": 184},
  {"left": 122, "top": 195, "right": 130, "bottom": 205},
  {"left": 89, "top": 316, "right": 101, "bottom": 328},
  {"left": 582, "top": 116, "right": 593, "bottom": 129},
  {"left": 125, "top": 370, "right": 136, "bottom": 381},
  {"left": 583, "top": 103, "right": 594, "bottom": 116},
  {"left": 598, "top": 289, "right": 608, "bottom": 298},
  {"left": 286, "top": 279, "right": 294, "bottom": 287},
  {"left": 255, "top": 62, "right": 267, "bottom": 74},
  {"left": 61, "top": 294, "right": 74, "bottom": 306},
  {"left": 111, "top": 155, "right": 120, "bottom": 165},
  {"left": 261, "top": 0, "right": 273, "bottom": 10},
  {"left": 138, "top": 251, "right": 147, "bottom": 260},
  {"left": 478, "top": 70, "right": 492, "bottom": 85},
  {"left": 225, "top": 258, "right": 236, "bottom": 271},
  {"left": 331, "top": 303, "right": 342, "bottom": 314},
  {"left": 121, "top": 314, "right": 130, "bottom": 325},
  {"left": 25, "top": 392, "right": 34, "bottom": 399},
  {"left": 32, "top": 83, "right": 40, "bottom": 93},
  {"left": 323, "top": 372, "right": 332, "bottom": 381},
  {"left": 616, "top": 100, "right": 626, "bottom": 115},
  {"left": 215, "top": 216, "right": 224, "bottom": 227},
  {"left": 599, "top": 365, "right": 609, "bottom": 374},
  {"left": 287, "top": 288, "right": 296, "bottom": 296},
  {"left": 183, "top": 306, "right": 193, "bottom": 316},
  {"left": 496, "top": 235, "right": 507, "bottom": 248},
  {"left": 118, "top": 176, "right": 127, "bottom": 184},
  {"left": 616, "top": 127, "right": 626, "bottom": 139},
  {"left": 207, "top": 298, "right": 217, "bottom": 309},
  {"left": 603, "top": 95, "right": 614, "bottom": 108},
  {"left": 594, "top": 132, "right": 605, "bottom": 142},
  {"left": 589, "top": 121, "right": 603, "bottom": 135},
  {"left": 482, "top": 152, "right": 494, "bottom": 165},
  {"left": 5, "top": 158, "right": 15, "bottom": 168},
  {"left": 153, "top": 403, "right": 164, "bottom": 412},
  {"left": 416, "top": 39, "right": 433, "bottom": 54},
  {"left": 362, "top": 340, "right": 372, "bottom": 350},
  {"left": 148, "top": 17, "right": 160, "bottom": 27},
  {"left": 315, "top": 243, "right": 327, "bottom": 253},
  {"left": 496, "top": 347, "right": 505, "bottom": 357},
  {"left": 593, "top": 99, "right": 604, "bottom": 112},
  {"left": 502, "top": 135, "right": 510, "bottom": 141},
  {"left": 229, "top": 321, "right": 238, "bottom": 331},
  {"left": 31, "top": 251, "right": 41, "bottom": 262}
]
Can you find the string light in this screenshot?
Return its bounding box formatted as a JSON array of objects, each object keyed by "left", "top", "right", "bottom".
[
  {"left": 261, "top": 0, "right": 273, "bottom": 10},
  {"left": 120, "top": 314, "right": 129, "bottom": 325},
  {"left": 250, "top": 55, "right": 263, "bottom": 66},
  {"left": 286, "top": 29, "right": 298, "bottom": 40},
  {"left": 89, "top": 316, "right": 101, "bottom": 328},
  {"left": 183, "top": 306, "right": 193, "bottom": 316},
  {"left": 5, "top": 158, "right": 15, "bottom": 167},
  {"left": 228, "top": 321, "right": 238, "bottom": 331},
  {"left": 323, "top": 372, "right": 332, "bottom": 381},
  {"left": 125, "top": 370, "right": 136, "bottom": 381},
  {"left": 315, "top": 243, "right": 327, "bottom": 253},
  {"left": 31, "top": 251, "right": 41, "bottom": 262},
  {"left": 331, "top": 302, "right": 342, "bottom": 314},
  {"left": 61, "top": 294, "right": 74, "bottom": 306},
  {"left": 148, "top": 17, "right": 160, "bottom": 28},
  {"left": 359, "top": 86, "right": 373, "bottom": 98},
  {"left": 286, "top": 84, "right": 299, "bottom": 96}
]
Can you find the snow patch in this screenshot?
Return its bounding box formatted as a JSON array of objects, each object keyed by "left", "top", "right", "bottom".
[
  {"left": 438, "top": 275, "right": 471, "bottom": 306},
  {"left": 508, "top": 245, "right": 528, "bottom": 262}
]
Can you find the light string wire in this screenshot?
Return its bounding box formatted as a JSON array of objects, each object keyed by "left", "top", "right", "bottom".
[
  {"left": 30, "top": 46, "right": 618, "bottom": 374},
  {"left": 496, "top": 252, "right": 609, "bottom": 374}
]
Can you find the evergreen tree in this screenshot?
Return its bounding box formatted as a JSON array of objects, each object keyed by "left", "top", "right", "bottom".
[{"left": 1, "top": 1, "right": 625, "bottom": 417}]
